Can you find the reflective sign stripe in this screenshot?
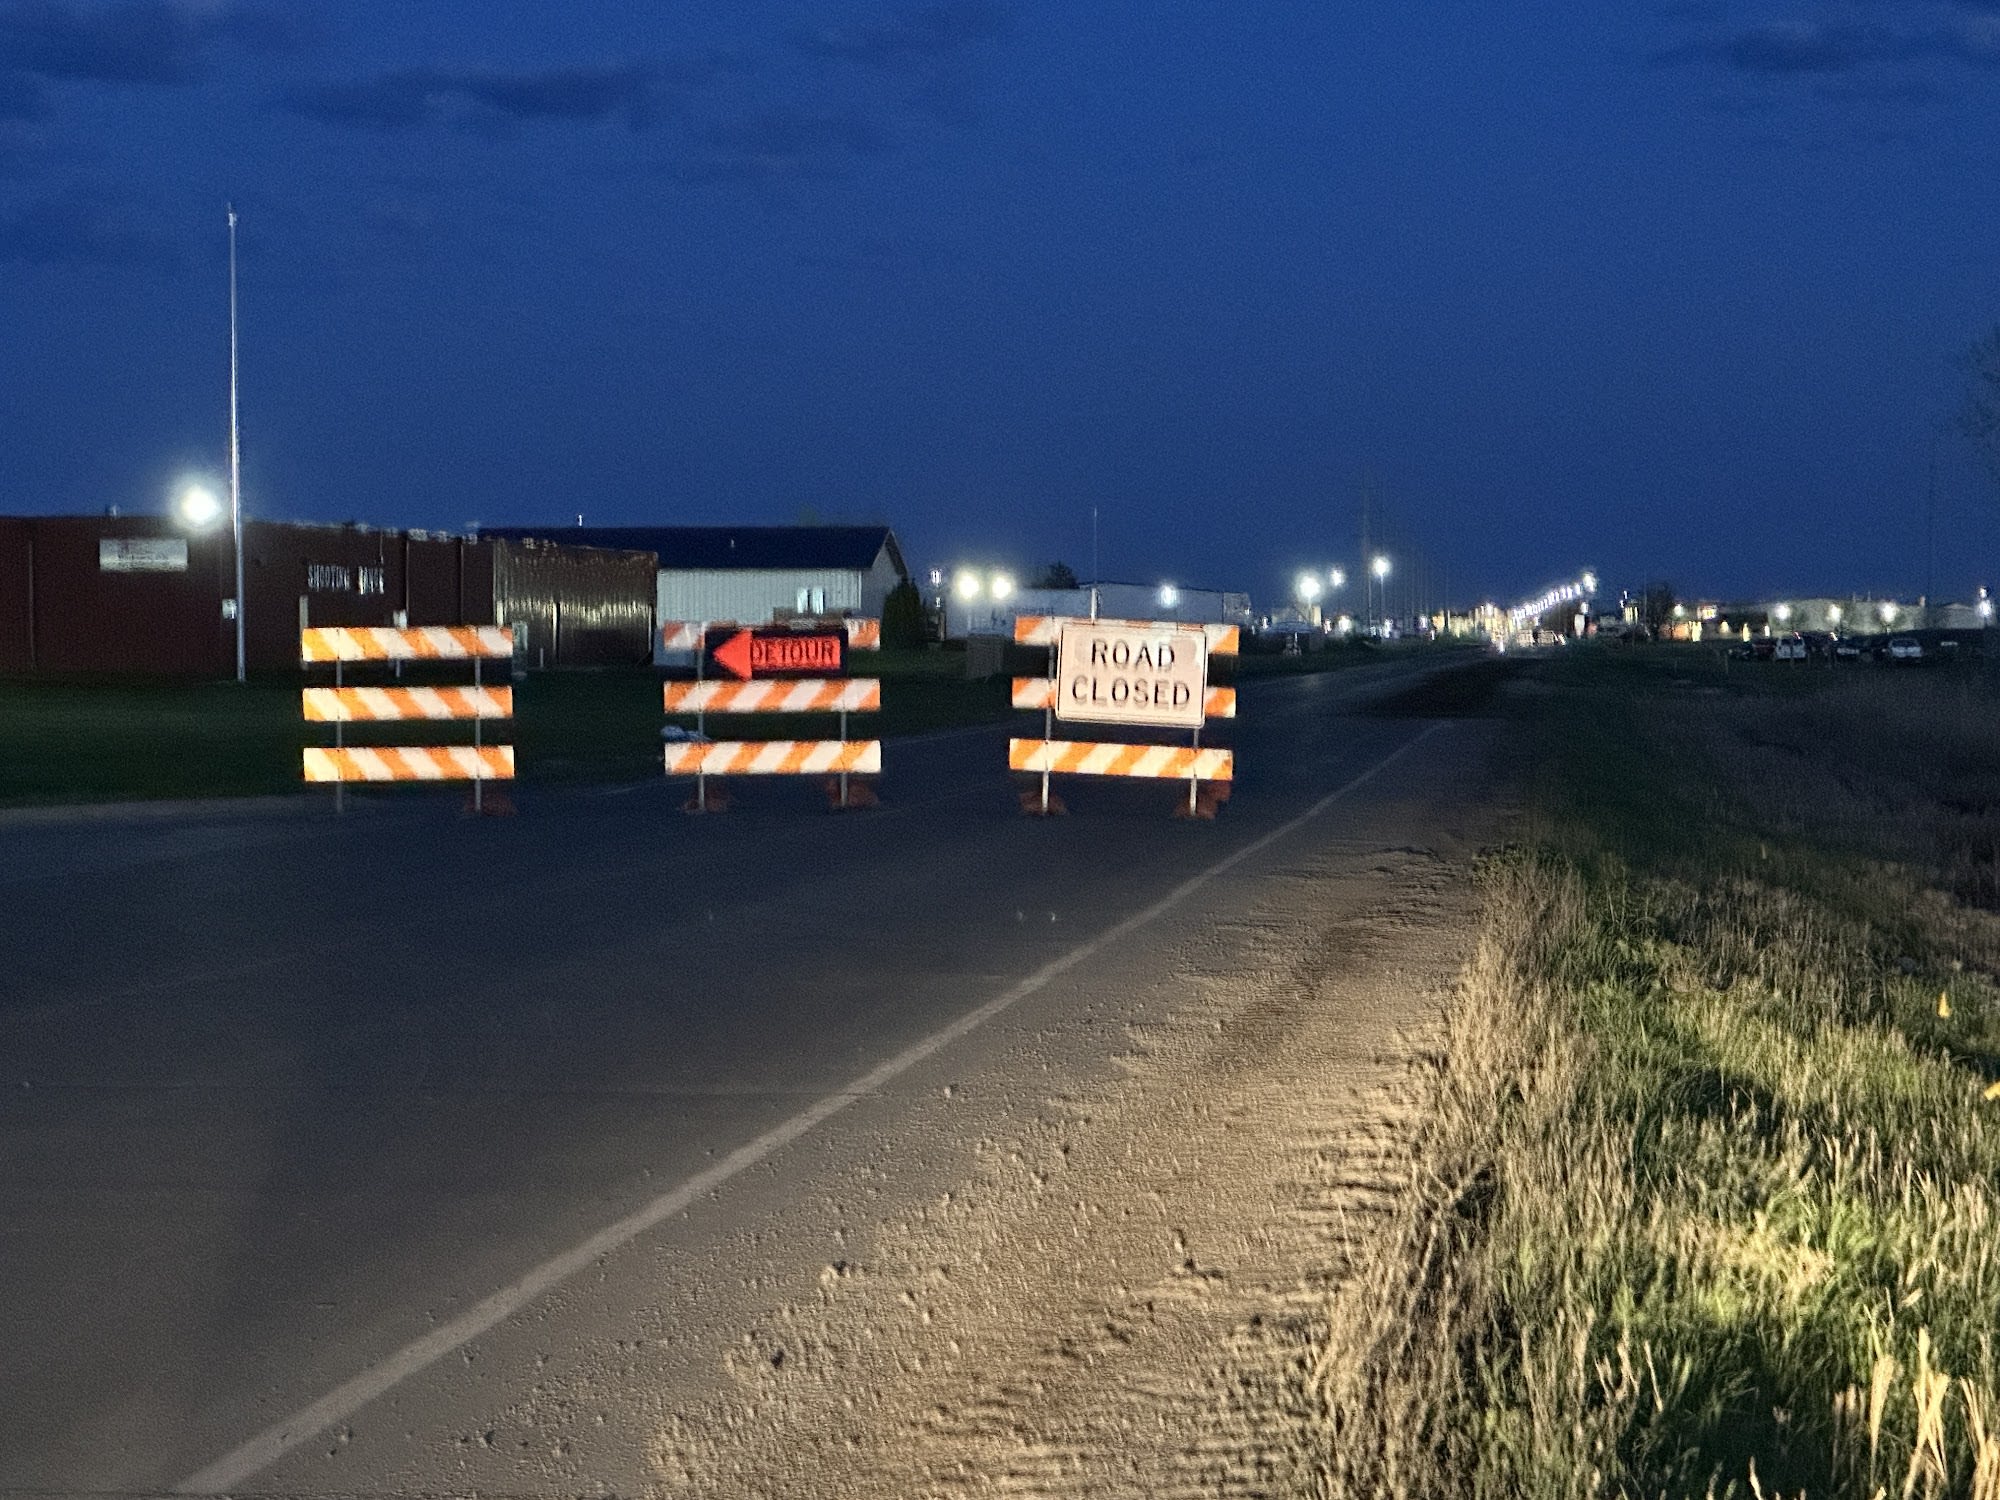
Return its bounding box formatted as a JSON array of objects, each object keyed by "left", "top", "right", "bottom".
[
  {"left": 663, "top": 740, "right": 882, "bottom": 776},
  {"left": 1012, "top": 617, "right": 1238, "bottom": 654},
  {"left": 1007, "top": 738, "right": 1233, "bottom": 781},
  {"left": 660, "top": 619, "right": 881, "bottom": 651},
  {"left": 662, "top": 679, "right": 880, "bottom": 713},
  {"left": 302, "top": 686, "right": 513, "bottom": 721},
  {"left": 302, "top": 746, "right": 515, "bottom": 781},
  {"left": 300, "top": 627, "right": 513, "bottom": 662},
  {"left": 1010, "top": 677, "right": 1234, "bottom": 718}
]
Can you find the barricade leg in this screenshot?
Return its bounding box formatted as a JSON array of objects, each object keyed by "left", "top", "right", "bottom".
[{"left": 685, "top": 780, "right": 731, "bottom": 814}]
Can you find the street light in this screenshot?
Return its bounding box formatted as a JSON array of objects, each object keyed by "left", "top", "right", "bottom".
[
  {"left": 1296, "top": 573, "right": 1321, "bottom": 602},
  {"left": 1880, "top": 602, "right": 1898, "bottom": 625},
  {"left": 1828, "top": 604, "right": 1843, "bottom": 626},
  {"left": 1774, "top": 603, "right": 1792, "bottom": 624},
  {"left": 1158, "top": 584, "right": 1179, "bottom": 609},
  {"left": 1328, "top": 567, "right": 1345, "bottom": 590},
  {"left": 1369, "top": 554, "right": 1390, "bottom": 631},
  {"left": 175, "top": 480, "right": 224, "bottom": 530},
  {"left": 990, "top": 572, "right": 1015, "bottom": 601},
  {"left": 954, "top": 572, "right": 982, "bottom": 601}
]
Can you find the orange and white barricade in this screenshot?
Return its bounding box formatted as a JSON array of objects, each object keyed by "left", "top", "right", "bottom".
[
  {"left": 660, "top": 619, "right": 881, "bottom": 812},
  {"left": 1010, "top": 614, "right": 1238, "bottom": 818},
  {"left": 300, "top": 626, "right": 514, "bottom": 813}
]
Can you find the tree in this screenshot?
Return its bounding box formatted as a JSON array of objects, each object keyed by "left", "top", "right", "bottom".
[
  {"left": 1033, "top": 561, "right": 1079, "bottom": 590},
  {"left": 1640, "top": 581, "right": 1678, "bottom": 633},
  {"left": 1961, "top": 325, "right": 2000, "bottom": 495},
  {"left": 881, "top": 578, "right": 929, "bottom": 650}
]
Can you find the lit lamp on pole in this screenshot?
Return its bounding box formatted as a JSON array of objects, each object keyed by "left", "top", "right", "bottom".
[
  {"left": 1296, "top": 571, "right": 1322, "bottom": 626},
  {"left": 1370, "top": 553, "right": 1391, "bottom": 630},
  {"left": 175, "top": 481, "right": 224, "bottom": 530}
]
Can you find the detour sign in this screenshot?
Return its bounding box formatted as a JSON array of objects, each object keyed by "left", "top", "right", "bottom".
[{"left": 1054, "top": 619, "right": 1209, "bottom": 730}]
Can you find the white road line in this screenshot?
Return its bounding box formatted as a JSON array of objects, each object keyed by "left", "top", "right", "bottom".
[{"left": 173, "top": 721, "right": 1448, "bottom": 1495}]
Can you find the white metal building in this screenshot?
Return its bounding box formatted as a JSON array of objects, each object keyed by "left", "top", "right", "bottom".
[
  {"left": 943, "top": 582, "right": 1251, "bottom": 639},
  {"left": 483, "top": 524, "right": 908, "bottom": 629}
]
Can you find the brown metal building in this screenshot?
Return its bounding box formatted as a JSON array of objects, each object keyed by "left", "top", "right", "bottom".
[{"left": 0, "top": 516, "right": 656, "bottom": 675}]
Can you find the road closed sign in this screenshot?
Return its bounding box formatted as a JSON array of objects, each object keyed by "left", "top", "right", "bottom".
[{"left": 1054, "top": 619, "right": 1209, "bottom": 729}]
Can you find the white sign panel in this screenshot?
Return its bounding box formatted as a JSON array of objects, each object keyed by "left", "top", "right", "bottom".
[
  {"left": 99, "top": 538, "right": 189, "bottom": 573},
  {"left": 1055, "top": 619, "right": 1209, "bottom": 729}
]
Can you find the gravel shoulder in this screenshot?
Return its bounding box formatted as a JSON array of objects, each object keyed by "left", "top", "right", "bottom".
[{"left": 248, "top": 716, "right": 1518, "bottom": 1498}]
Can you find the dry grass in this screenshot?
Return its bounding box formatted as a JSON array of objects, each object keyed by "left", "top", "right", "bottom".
[{"left": 1306, "top": 653, "right": 2000, "bottom": 1498}]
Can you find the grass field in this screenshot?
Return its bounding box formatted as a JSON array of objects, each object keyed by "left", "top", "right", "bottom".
[
  {"left": 1310, "top": 646, "right": 2000, "bottom": 1498},
  {"left": 0, "top": 652, "right": 1022, "bottom": 805}
]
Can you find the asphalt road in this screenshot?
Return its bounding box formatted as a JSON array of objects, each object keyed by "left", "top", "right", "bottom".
[{"left": 0, "top": 655, "right": 1480, "bottom": 1495}]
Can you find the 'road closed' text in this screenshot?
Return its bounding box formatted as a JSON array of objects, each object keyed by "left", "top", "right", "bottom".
[{"left": 1052, "top": 620, "right": 1209, "bottom": 729}]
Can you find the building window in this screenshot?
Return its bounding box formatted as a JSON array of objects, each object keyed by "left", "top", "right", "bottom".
[
  {"left": 307, "top": 563, "right": 352, "bottom": 592},
  {"left": 358, "top": 565, "right": 385, "bottom": 595},
  {"left": 796, "top": 586, "right": 827, "bottom": 614}
]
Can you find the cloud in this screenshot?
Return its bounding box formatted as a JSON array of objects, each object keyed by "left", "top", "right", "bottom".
[
  {"left": 1658, "top": 10, "right": 2000, "bottom": 77},
  {"left": 788, "top": 2, "right": 1011, "bottom": 67},
  {"left": 0, "top": 0, "right": 307, "bottom": 87},
  {"left": 286, "top": 62, "right": 663, "bottom": 132},
  {"left": 0, "top": 191, "right": 179, "bottom": 267},
  {"left": 661, "top": 154, "right": 848, "bottom": 187},
  {"left": 1657, "top": 22, "right": 1903, "bottom": 74},
  {"left": 698, "top": 108, "right": 890, "bottom": 157},
  {"left": 661, "top": 106, "right": 894, "bottom": 186}
]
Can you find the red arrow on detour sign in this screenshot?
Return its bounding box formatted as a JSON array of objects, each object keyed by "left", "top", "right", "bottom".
[{"left": 708, "top": 628, "right": 848, "bottom": 681}]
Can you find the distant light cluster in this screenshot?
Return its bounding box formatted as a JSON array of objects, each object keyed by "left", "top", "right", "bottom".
[{"left": 1507, "top": 571, "right": 1597, "bottom": 629}]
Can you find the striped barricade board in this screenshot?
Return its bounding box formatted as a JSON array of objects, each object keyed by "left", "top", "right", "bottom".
[
  {"left": 304, "top": 746, "right": 515, "bottom": 782},
  {"left": 302, "top": 686, "right": 513, "bottom": 721},
  {"left": 1009, "top": 738, "right": 1233, "bottom": 782},
  {"left": 660, "top": 618, "right": 882, "bottom": 655},
  {"left": 1010, "top": 678, "right": 1235, "bottom": 719},
  {"left": 301, "top": 626, "right": 514, "bottom": 662},
  {"left": 300, "top": 626, "right": 514, "bottom": 801},
  {"left": 660, "top": 619, "right": 883, "bottom": 809},
  {"left": 663, "top": 679, "right": 880, "bottom": 713},
  {"left": 1010, "top": 614, "right": 1237, "bottom": 816},
  {"left": 665, "top": 740, "right": 882, "bottom": 776},
  {"left": 1012, "top": 617, "right": 1239, "bottom": 654}
]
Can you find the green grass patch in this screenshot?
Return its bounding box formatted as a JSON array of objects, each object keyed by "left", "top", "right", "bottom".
[
  {"left": 0, "top": 649, "right": 1021, "bottom": 805},
  {"left": 1310, "top": 649, "right": 2000, "bottom": 1499}
]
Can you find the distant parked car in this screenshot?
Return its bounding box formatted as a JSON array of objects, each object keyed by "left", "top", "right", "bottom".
[
  {"left": 1832, "top": 637, "right": 1864, "bottom": 662},
  {"left": 1773, "top": 633, "right": 1808, "bottom": 662},
  {"left": 1886, "top": 636, "right": 1923, "bottom": 662}
]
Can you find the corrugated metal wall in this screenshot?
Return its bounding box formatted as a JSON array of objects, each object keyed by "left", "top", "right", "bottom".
[
  {"left": 655, "top": 568, "right": 865, "bottom": 626},
  {"left": 0, "top": 518, "right": 652, "bottom": 675},
  {"left": 492, "top": 539, "right": 655, "bottom": 666}
]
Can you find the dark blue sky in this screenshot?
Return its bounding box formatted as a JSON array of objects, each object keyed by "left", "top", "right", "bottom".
[{"left": 4, "top": 1, "right": 1998, "bottom": 609}]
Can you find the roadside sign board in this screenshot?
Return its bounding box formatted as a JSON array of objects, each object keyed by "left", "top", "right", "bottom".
[
  {"left": 1054, "top": 619, "right": 1208, "bottom": 729},
  {"left": 703, "top": 627, "right": 848, "bottom": 681}
]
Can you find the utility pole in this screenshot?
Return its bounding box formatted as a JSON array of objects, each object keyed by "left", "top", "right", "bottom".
[
  {"left": 228, "top": 203, "right": 245, "bottom": 684},
  {"left": 1925, "top": 429, "right": 1938, "bottom": 608},
  {"left": 1359, "top": 473, "right": 1372, "bottom": 629}
]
